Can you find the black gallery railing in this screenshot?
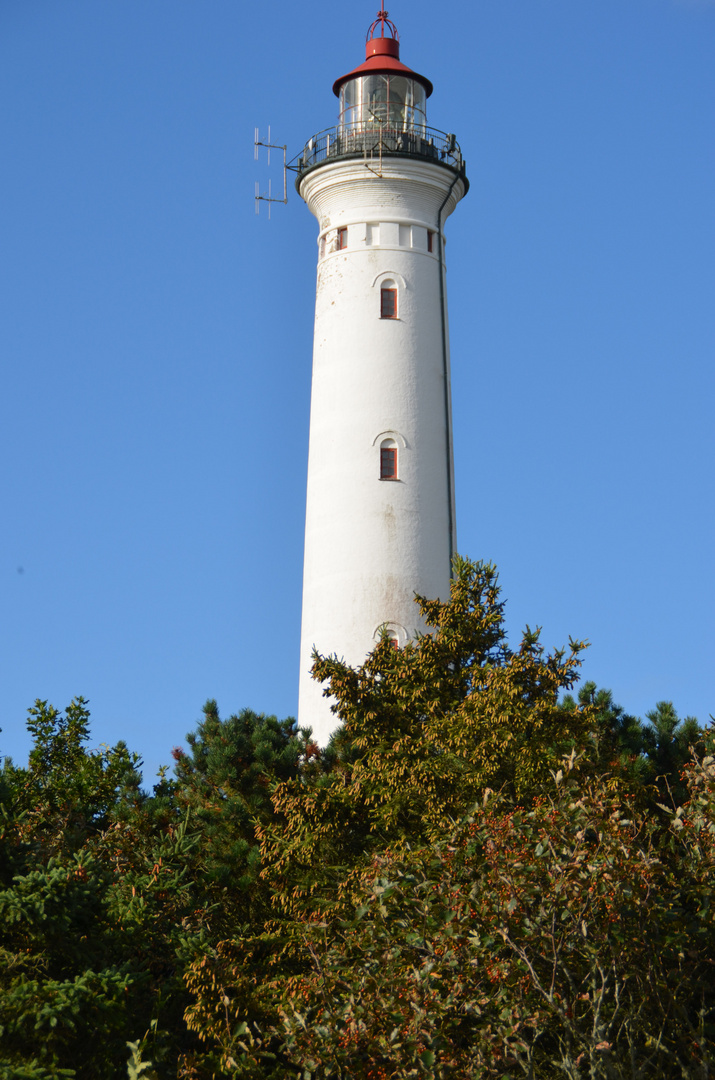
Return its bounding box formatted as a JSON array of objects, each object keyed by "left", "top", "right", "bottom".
[{"left": 292, "top": 124, "right": 466, "bottom": 177}]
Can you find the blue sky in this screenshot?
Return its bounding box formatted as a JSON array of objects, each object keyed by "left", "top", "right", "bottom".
[{"left": 2, "top": 0, "right": 713, "bottom": 783}]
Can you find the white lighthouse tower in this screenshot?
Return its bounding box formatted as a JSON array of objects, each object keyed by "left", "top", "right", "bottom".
[{"left": 297, "top": 5, "right": 468, "bottom": 742}]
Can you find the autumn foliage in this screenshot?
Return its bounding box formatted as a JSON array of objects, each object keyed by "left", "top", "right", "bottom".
[{"left": 0, "top": 560, "right": 711, "bottom": 1078}]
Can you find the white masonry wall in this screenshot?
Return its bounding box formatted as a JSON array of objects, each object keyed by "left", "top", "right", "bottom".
[{"left": 298, "top": 156, "right": 467, "bottom": 743}]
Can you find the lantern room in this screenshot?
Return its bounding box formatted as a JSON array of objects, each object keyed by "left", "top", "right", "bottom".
[
  {"left": 293, "top": 3, "right": 465, "bottom": 183},
  {"left": 333, "top": 6, "right": 432, "bottom": 136}
]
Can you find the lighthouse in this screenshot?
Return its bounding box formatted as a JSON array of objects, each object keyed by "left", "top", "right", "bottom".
[{"left": 297, "top": 5, "right": 468, "bottom": 742}]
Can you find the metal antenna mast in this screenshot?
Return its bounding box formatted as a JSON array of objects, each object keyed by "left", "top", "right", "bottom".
[{"left": 254, "top": 127, "right": 288, "bottom": 218}]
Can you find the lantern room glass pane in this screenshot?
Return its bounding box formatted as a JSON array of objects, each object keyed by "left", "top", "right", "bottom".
[{"left": 339, "top": 75, "right": 427, "bottom": 135}]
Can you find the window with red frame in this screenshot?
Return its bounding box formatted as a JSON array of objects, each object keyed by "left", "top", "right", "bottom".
[
  {"left": 427, "top": 230, "right": 435, "bottom": 253},
  {"left": 380, "top": 446, "right": 397, "bottom": 480},
  {"left": 338, "top": 227, "right": 348, "bottom": 250},
  {"left": 380, "top": 287, "right": 397, "bottom": 319}
]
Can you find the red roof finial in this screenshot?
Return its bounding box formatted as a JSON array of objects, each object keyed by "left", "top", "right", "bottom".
[
  {"left": 365, "top": 3, "right": 400, "bottom": 61},
  {"left": 367, "top": 4, "right": 399, "bottom": 44}
]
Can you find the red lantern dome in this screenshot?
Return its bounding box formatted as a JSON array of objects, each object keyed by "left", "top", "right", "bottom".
[{"left": 333, "top": 4, "right": 433, "bottom": 98}]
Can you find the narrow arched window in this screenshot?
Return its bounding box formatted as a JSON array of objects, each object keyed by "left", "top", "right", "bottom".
[
  {"left": 373, "top": 622, "right": 407, "bottom": 649},
  {"left": 380, "top": 439, "right": 397, "bottom": 480},
  {"left": 380, "top": 283, "right": 397, "bottom": 319}
]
